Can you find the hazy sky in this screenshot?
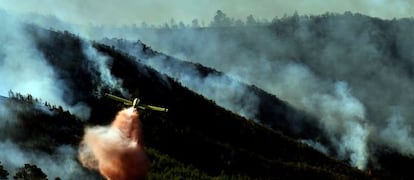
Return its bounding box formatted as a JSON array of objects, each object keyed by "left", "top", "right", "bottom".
[{"left": 0, "top": 0, "right": 413, "bottom": 26}]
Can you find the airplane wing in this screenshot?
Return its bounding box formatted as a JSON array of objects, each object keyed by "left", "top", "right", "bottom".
[
  {"left": 138, "top": 104, "right": 169, "bottom": 112},
  {"left": 105, "top": 93, "right": 168, "bottom": 112},
  {"left": 105, "top": 93, "right": 133, "bottom": 106}
]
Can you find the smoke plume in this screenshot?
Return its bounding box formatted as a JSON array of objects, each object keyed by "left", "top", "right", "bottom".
[
  {"left": 143, "top": 54, "right": 259, "bottom": 120},
  {"left": 79, "top": 107, "right": 149, "bottom": 179},
  {"left": 0, "top": 9, "right": 134, "bottom": 178},
  {"left": 0, "top": 10, "right": 91, "bottom": 120},
  {"left": 0, "top": 99, "right": 94, "bottom": 178},
  {"left": 0, "top": 10, "right": 95, "bottom": 178},
  {"left": 83, "top": 42, "right": 128, "bottom": 97},
  {"left": 106, "top": 13, "right": 414, "bottom": 170}
]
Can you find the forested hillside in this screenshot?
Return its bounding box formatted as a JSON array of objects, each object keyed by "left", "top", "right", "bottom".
[
  {"left": 0, "top": 24, "right": 371, "bottom": 179},
  {"left": 2, "top": 11, "right": 414, "bottom": 179}
]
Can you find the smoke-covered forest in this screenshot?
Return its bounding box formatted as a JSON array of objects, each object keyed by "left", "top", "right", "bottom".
[{"left": 1, "top": 4, "right": 414, "bottom": 179}]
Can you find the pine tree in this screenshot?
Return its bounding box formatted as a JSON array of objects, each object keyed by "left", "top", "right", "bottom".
[{"left": 13, "top": 164, "right": 47, "bottom": 180}]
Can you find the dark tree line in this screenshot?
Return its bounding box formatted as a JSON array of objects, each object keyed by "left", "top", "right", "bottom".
[
  {"left": 8, "top": 90, "right": 67, "bottom": 114},
  {"left": 0, "top": 162, "right": 49, "bottom": 180}
]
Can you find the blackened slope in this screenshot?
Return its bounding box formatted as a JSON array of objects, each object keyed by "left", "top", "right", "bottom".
[
  {"left": 24, "top": 26, "right": 367, "bottom": 178},
  {"left": 27, "top": 27, "right": 123, "bottom": 125},
  {"left": 28, "top": 27, "right": 93, "bottom": 102},
  {"left": 102, "top": 38, "right": 322, "bottom": 139},
  {"left": 94, "top": 44, "right": 367, "bottom": 179}
]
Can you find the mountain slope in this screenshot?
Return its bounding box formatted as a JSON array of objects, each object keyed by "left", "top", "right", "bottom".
[
  {"left": 94, "top": 41, "right": 368, "bottom": 178},
  {"left": 100, "top": 13, "right": 414, "bottom": 179},
  {"left": 47, "top": 28, "right": 373, "bottom": 177},
  {"left": 1, "top": 25, "right": 371, "bottom": 178},
  {"left": 101, "top": 38, "right": 323, "bottom": 140}
]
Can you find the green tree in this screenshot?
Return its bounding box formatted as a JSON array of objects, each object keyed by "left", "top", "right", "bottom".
[{"left": 13, "top": 164, "right": 47, "bottom": 180}]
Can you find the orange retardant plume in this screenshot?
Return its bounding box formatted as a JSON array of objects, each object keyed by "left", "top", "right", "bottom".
[{"left": 78, "top": 107, "right": 150, "bottom": 180}]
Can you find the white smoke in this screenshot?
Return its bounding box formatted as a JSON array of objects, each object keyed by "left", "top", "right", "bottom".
[
  {"left": 104, "top": 32, "right": 372, "bottom": 168},
  {"left": 0, "top": 9, "right": 131, "bottom": 179},
  {"left": 0, "top": 11, "right": 94, "bottom": 178},
  {"left": 301, "top": 139, "right": 329, "bottom": 155},
  {"left": 82, "top": 42, "right": 128, "bottom": 96},
  {"left": 144, "top": 55, "right": 259, "bottom": 119},
  {"left": 271, "top": 64, "right": 370, "bottom": 169},
  {"left": 379, "top": 107, "right": 414, "bottom": 155},
  {"left": 0, "top": 100, "right": 96, "bottom": 178},
  {"left": 0, "top": 10, "right": 90, "bottom": 120},
  {"left": 0, "top": 141, "right": 93, "bottom": 179},
  {"left": 118, "top": 13, "right": 414, "bottom": 170},
  {"left": 0, "top": 13, "right": 61, "bottom": 105}
]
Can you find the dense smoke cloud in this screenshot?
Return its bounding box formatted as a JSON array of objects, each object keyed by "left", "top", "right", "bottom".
[
  {"left": 0, "top": 10, "right": 91, "bottom": 120},
  {"left": 0, "top": 0, "right": 413, "bottom": 27},
  {"left": 0, "top": 9, "right": 136, "bottom": 178},
  {"left": 0, "top": 12, "right": 64, "bottom": 108},
  {"left": 270, "top": 63, "right": 370, "bottom": 169},
  {"left": 124, "top": 14, "right": 414, "bottom": 169},
  {"left": 0, "top": 11, "right": 93, "bottom": 178}
]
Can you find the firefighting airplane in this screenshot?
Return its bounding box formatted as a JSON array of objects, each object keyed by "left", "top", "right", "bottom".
[{"left": 105, "top": 93, "right": 168, "bottom": 112}]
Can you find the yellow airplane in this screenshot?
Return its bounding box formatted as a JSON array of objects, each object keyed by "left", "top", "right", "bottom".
[{"left": 105, "top": 93, "right": 168, "bottom": 112}]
